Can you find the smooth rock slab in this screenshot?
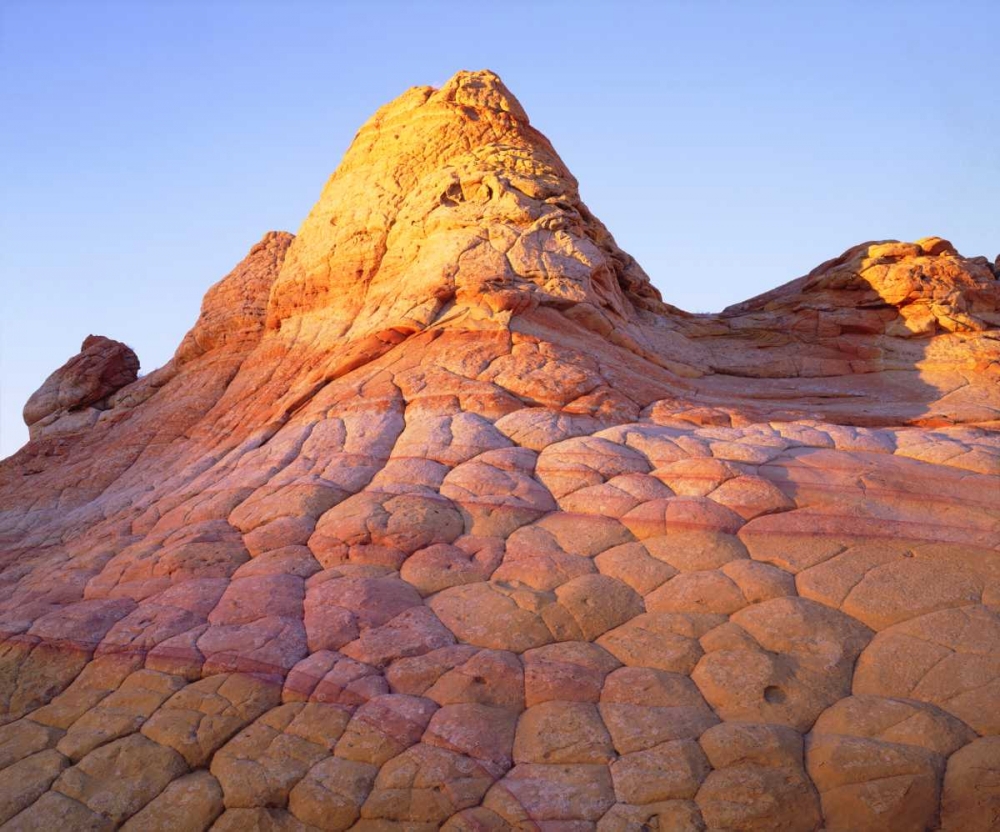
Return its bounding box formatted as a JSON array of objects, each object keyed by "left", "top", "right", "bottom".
[
  {"left": 806, "top": 734, "right": 944, "bottom": 832},
  {"left": 288, "top": 757, "right": 376, "bottom": 831},
  {"left": 119, "top": 770, "right": 224, "bottom": 831},
  {"left": 940, "top": 737, "right": 1000, "bottom": 831},
  {"left": 852, "top": 605, "right": 1000, "bottom": 734},
  {"left": 483, "top": 763, "right": 616, "bottom": 823},
  {"left": 53, "top": 734, "right": 187, "bottom": 825}
]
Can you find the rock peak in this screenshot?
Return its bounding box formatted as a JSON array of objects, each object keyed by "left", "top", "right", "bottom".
[
  {"left": 435, "top": 69, "right": 530, "bottom": 122},
  {"left": 264, "top": 68, "right": 661, "bottom": 342}
]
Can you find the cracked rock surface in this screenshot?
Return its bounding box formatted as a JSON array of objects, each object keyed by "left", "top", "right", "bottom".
[{"left": 1, "top": 69, "right": 998, "bottom": 831}]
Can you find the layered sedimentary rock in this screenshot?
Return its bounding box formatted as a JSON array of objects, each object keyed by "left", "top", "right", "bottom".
[
  {"left": 23, "top": 335, "right": 140, "bottom": 440},
  {"left": 1, "top": 70, "right": 998, "bottom": 831}
]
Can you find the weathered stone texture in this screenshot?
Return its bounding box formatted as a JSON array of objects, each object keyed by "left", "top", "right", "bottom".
[{"left": 1, "top": 69, "right": 998, "bottom": 831}]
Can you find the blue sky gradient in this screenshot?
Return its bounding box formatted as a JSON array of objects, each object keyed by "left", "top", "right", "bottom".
[{"left": 2, "top": 0, "right": 997, "bottom": 455}]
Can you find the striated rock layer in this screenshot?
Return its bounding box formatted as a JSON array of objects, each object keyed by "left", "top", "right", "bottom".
[{"left": 1, "top": 70, "right": 998, "bottom": 832}]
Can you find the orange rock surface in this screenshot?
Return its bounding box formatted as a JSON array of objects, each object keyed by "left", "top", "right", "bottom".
[{"left": 1, "top": 70, "right": 998, "bottom": 831}]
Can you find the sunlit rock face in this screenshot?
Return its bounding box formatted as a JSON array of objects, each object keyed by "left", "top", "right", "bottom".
[{"left": 1, "top": 70, "right": 998, "bottom": 831}]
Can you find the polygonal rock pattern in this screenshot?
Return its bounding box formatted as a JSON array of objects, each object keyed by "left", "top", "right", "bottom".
[{"left": 1, "top": 68, "right": 999, "bottom": 831}]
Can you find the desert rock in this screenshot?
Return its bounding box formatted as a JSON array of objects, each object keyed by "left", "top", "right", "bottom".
[
  {"left": 1, "top": 69, "right": 998, "bottom": 830},
  {"left": 23, "top": 335, "right": 139, "bottom": 439}
]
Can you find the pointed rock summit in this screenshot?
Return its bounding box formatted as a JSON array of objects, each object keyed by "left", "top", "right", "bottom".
[
  {"left": 267, "top": 70, "right": 661, "bottom": 338},
  {"left": 1, "top": 71, "right": 999, "bottom": 831}
]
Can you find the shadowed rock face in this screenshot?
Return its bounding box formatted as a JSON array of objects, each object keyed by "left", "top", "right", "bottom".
[
  {"left": 23, "top": 335, "right": 140, "bottom": 439},
  {"left": 1, "top": 70, "right": 998, "bottom": 831}
]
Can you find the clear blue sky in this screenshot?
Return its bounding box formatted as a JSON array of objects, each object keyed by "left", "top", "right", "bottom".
[{"left": 2, "top": 1, "right": 997, "bottom": 456}]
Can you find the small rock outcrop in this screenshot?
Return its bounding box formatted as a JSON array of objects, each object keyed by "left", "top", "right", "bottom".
[
  {"left": 724, "top": 236, "right": 1000, "bottom": 336},
  {"left": 22, "top": 335, "right": 139, "bottom": 438},
  {"left": 1, "top": 70, "right": 998, "bottom": 831}
]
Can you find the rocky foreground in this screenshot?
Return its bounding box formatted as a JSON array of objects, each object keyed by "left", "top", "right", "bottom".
[{"left": 1, "top": 70, "right": 999, "bottom": 831}]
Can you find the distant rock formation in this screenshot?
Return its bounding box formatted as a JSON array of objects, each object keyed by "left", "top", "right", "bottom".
[{"left": 1, "top": 70, "right": 998, "bottom": 832}]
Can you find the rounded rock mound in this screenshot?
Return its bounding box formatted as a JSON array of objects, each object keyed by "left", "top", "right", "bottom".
[{"left": 23, "top": 334, "right": 139, "bottom": 438}]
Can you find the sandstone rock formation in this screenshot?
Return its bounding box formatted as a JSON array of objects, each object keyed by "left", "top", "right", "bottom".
[
  {"left": 23, "top": 335, "right": 139, "bottom": 440},
  {"left": 1, "top": 70, "right": 998, "bottom": 831}
]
